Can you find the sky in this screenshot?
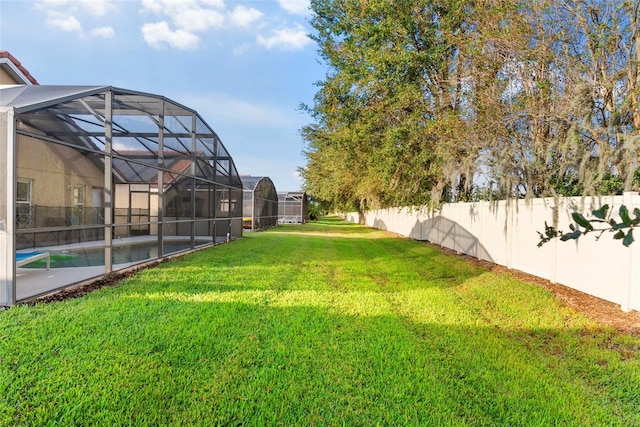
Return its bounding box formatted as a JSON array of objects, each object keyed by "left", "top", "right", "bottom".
[{"left": 0, "top": 0, "right": 327, "bottom": 192}]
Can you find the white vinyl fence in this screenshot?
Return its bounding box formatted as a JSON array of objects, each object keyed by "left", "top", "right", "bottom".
[{"left": 342, "top": 192, "right": 640, "bottom": 312}]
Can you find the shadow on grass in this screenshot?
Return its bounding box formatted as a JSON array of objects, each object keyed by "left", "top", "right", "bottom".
[
  {"left": 129, "top": 229, "right": 488, "bottom": 296},
  {"left": 5, "top": 219, "right": 638, "bottom": 425},
  {"left": 371, "top": 216, "right": 495, "bottom": 263},
  {"left": 276, "top": 216, "right": 375, "bottom": 235},
  {"left": 2, "top": 293, "right": 637, "bottom": 426},
  {"left": 314, "top": 216, "right": 365, "bottom": 227},
  {"left": 14, "top": 217, "right": 487, "bottom": 306}
]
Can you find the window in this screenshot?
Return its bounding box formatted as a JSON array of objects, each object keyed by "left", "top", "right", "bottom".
[
  {"left": 17, "top": 179, "right": 31, "bottom": 204},
  {"left": 16, "top": 179, "right": 32, "bottom": 228},
  {"left": 71, "top": 185, "right": 85, "bottom": 206}
]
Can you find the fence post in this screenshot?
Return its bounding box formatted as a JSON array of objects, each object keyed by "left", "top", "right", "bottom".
[
  {"left": 621, "top": 191, "right": 638, "bottom": 312},
  {"left": 549, "top": 201, "right": 558, "bottom": 284},
  {"left": 505, "top": 200, "right": 514, "bottom": 269}
]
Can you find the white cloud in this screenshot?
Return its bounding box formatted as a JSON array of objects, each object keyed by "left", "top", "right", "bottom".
[
  {"left": 141, "top": 0, "right": 267, "bottom": 33},
  {"left": 142, "top": 0, "right": 225, "bottom": 22},
  {"left": 38, "top": 0, "right": 115, "bottom": 17},
  {"left": 140, "top": 0, "right": 164, "bottom": 14},
  {"left": 46, "top": 11, "right": 82, "bottom": 33},
  {"left": 141, "top": 1, "right": 226, "bottom": 49},
  {"left": 90, "top": 26, "right": 115, "bottom": 38},
  {"left": 139, "top": 0, "right": 269, "bottom": 50},
  {"left": 199, "top": 0, "right": 226, "bottom": 8},
  {"left": 232, "top": 43, "right": 251, "bottom": 56},
  {"left": 142, "top": 0, "right": 225, "bottom": 10},
  {"left": 277, "top": 0, "right": 310, "bottom": 16},
  {"left": 80, "top": 0, "right": 116, "bottom": 16},
  {"left": 38, "top": 0, "right": 118, "bottom": 38},
  {"left": 257, "top": 24, "right": 311, "bottom": 50},
  {"left": 229, "top": 5, "right": 263, "bottom": 29},
  {"left": 142, "top": 21, "right": 199, "bottom": 50},
  {"left": 140, "top": 0, "right": 228, "bottom": 49},
  {"left": 138, "top": 0, "right": 314, "bottom": 53},
  {"left": 173, "top": 7, "right": 225, "bottom": 31}
]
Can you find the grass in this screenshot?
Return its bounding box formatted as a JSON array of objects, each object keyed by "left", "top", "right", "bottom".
[{"left": 1, "top": 216, "right": 639, "bottom": 426}]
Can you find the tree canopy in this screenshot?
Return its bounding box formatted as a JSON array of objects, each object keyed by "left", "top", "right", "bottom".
[{"left": 300, "top": 0, "right": 640, "bottom": 212}]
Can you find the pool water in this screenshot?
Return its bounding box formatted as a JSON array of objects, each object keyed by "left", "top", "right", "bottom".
[{"left": 21, "top": 241, "right": 208, "bottom": 268}]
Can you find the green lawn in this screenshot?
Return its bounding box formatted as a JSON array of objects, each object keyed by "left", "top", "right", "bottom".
[{"left": 1, "top": 217, "right": 638, "bottom": 426}]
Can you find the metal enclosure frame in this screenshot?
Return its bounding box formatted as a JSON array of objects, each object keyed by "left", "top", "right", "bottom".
[
  {"left": 277, "top": 191, "right": 309, "bottom": 225},
  {"left": 0, "top": 85, "right": 243, "bottom": 305}
]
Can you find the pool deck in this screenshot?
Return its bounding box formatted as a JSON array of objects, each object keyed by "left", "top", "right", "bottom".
[
  {"left": 17, "top": 265, "right": 108, "bottom": 301},
  {"left": 15, "top": 235, "right": 226, "bottom": 302}
]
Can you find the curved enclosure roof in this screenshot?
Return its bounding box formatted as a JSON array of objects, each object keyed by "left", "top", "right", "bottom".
[
  {"left": 1, "top": 85, "right": 242, "bottom": 188},
  {"left": 242, "top": 176, "right": 271, "bottom": 191},
  {"left": 241, "top": 176, "right": 278, "bottom": 231},
  {"left": 242, "top": 176, "right": 278, "bottom": 201}
]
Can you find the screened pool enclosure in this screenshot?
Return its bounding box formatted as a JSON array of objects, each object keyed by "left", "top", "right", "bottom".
[
  {"left": 241, "top": 176, "right": 278, "bottom": 231},
  {"left": 277, "top": 192, "right": 309, "bottom": 224},
  {"left": 1, "top": 85, "right": 243, "bottom": 305}
]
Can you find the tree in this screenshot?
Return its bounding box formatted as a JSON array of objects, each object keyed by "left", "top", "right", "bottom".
[
  {"left": 538, "top": 203, "right": 640, "bottom": 247},
  {"left": 464, "top": 0, "right": 640, "bottom": 199},
  {"left": 554, "top": 0, "right": 640, "bottom": 194},
  {"left": 301, "top": 0, "right": 640, "bottom": 212},
  {"left": 302, "top": 0, "right": 473, "bottom": 211}
]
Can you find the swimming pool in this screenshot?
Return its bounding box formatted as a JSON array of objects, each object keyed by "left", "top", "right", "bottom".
[{"left": 20, "top": 240, "right": 210, "bottom": 268}]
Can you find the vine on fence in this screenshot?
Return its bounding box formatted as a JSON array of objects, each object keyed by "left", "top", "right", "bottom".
[{"left": 538, "top": 204, "right": 640, "bottom": 247}]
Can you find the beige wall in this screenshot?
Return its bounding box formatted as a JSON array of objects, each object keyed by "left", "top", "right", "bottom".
[
  {"left": 0, "top": 67, "right": 18, "bottom": 84},
  {"left": 16, "top": 135, "right": 104, "bottom": 209}
]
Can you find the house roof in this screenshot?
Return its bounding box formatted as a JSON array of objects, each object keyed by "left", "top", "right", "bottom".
[{"left": 0, "top": 51, "right": 39, "bottom": 85}]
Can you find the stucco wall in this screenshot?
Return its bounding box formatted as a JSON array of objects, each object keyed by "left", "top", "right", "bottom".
[
  {"left": 16, "top": 136, "right": 103, "bottom": 210},
  {"left": 0, "top": 67, "right": 16, "bottom": 84}
]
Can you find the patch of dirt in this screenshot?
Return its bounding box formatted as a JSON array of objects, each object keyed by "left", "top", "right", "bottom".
[{"left": 431, "top": 243, "right": 640, "bottom": 336}]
